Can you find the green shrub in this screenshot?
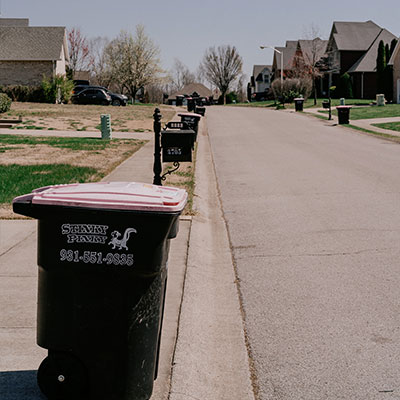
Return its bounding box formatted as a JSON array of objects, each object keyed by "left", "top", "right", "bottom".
[
  {"left": 0, "top": 93, "right": 12, "bottom": 113},
  {"left": 271, "top": 77, "right": 312, "bottom": 104},
  {"left": 338, "top": 73, "right": 353, "bottom": 98},
  {"left": 41, "top": 74, "right": 74, "bottom": 103},
  {"left": 0, "top": 85, "right": 46, "bottom": 102}
]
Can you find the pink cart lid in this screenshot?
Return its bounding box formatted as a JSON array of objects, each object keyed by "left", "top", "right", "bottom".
[
  {"left": 178, "top": 112, "right": 202, "bottom": 118},
  {"left": 25, "top": 182, "right": 188, "bottom": 213}
]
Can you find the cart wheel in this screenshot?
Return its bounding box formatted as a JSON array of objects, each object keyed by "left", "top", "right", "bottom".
[{"left": 37, "top": 352, "right": 89, "bottom": 399}]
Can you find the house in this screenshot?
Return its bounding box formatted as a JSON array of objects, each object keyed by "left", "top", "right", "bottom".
[
  {"left": 167, "top": 83, "right": 214, "bottom": 105},
  {"left": 0, "top": 18, "right": 69, "bottom": 86},
  {"left": 249, "top": 65, "right": 272, "bottom": 100},
  {"left": 388, "top": 39, "right": 400, "bottom": 103},
  {"left": 271, "top": 41, "right": 298, "bottom": 80},
  {"left": 324, "top": 20, "right": 397, "bottom": 98},
  {"left": 293, "top": 39, "right": 328, "bottom": 96}
]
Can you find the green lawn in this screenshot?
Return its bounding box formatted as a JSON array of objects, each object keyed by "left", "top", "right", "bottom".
[
  {"left": 233, "top": 98, "right": 373, "bottom": 109},
  {"left": 372, "top": 121, "right": 400, "bottom": 132},
  {"left": 231, "top": 100, "right": 276, "bottom": 108},
  {"left": 318, "top": 104, "right": 400, "bottom": 120},
  {"left": 0, "top": 164, "right": 97, "bottom": 203},
  {"left": 0, "top": 135, "right": 146, "bottom": 214},
  {"left": 0, "top": 134, "right": 122, "bottom": 151}
]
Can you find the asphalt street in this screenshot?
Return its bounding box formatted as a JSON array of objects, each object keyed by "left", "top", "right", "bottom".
[{"left": 206, "top": 106, "right": 400, "bottom": 400}]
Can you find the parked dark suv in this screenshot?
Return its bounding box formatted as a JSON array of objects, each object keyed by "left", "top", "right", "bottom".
[
  {"left": 73, "top": 85, "right": 128, "bottom": 106},
  {"left": 71, "top": 88, "right": 112, "bottom": 105}
]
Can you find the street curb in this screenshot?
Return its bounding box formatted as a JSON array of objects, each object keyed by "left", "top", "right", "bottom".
[{"left": 168, "top": 115, "right": 255, "bottom": 400}]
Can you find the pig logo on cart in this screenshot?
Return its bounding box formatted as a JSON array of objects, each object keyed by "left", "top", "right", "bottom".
[{"left": 108, "top": 228, "right": 137, "bottom": 251}]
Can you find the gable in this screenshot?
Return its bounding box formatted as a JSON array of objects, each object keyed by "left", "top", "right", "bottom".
[
  {"left": 348, "top": 29, "right": 398, "bottom": 73},
  {"left": 253, "top": 65, "right": 272, "bottom": 81},
  {"left": 0, "top": 26, "right": 67, "bottom": 61},
  {"left": 332, "top": 20, "right": 382, "bottom": 51},
  {"left": 298, "top": 39, "right": 328, "bottom": 65}
]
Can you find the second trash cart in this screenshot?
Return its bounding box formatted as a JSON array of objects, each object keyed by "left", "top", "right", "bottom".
[{"left": 13, "top": 181, "right": 188, "bottom": 400}]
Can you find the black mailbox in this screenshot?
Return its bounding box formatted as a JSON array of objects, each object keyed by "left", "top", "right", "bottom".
[
  {"left": 195, "top": 105, "right": 205, "bottom": 116},
  {"left": 161, "top": 129, "right": 193, "bottom": 162},
  {"left": 178, "top": 113, "right": 201, "bottom": 142},
  {"left": 165, "top": 121, "right": 190, "bottom": 130}
]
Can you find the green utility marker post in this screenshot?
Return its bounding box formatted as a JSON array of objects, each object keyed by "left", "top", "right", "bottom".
[{"left": 100, "top": 114, "right": 112, "bottom": 139}]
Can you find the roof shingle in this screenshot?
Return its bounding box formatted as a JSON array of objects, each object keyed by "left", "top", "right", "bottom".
[{"left": 0, "top": 26, "right": 66, "bottom": 61}]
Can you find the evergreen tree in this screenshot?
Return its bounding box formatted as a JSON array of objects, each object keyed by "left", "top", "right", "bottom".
[
  {"left": 339, "top": 73, "right": 353, "bottom": 99},
  {"left": 376, "top": 40, "right": 386, "bottom": 94},
  {"left": 385, "top": 43, "right": 390, "bottom": 64}
]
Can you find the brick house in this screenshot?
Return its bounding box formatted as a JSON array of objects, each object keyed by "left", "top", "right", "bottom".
[
  {"left": 388, "top": 39, "right": 400, "bottom": 103},
  {"left": 324, "top": 21, "right": 397, "bottom": 98},
  {"left": 0, "top": 18, "right": 69, "bottom": 86}
]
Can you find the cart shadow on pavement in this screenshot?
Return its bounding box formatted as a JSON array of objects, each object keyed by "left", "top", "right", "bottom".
[{"left": 0, "top": 370, "right": 45, "bottom": 399}]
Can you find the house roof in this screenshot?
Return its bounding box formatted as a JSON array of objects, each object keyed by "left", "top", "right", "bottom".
[
  {"left": 298, "top": 39, "right": 328, "bottom": 65},
  {"left": 388, "top": 37, "right": 400, "bottom": 65},
  {"left": 0, "top": 18, "right": 29, "bottom": 26},
  {"left": 169, "top": 83, "right": 213, "bottom": 98},
  {"left": 252, "top": 65, "right": 272, "bottom": 81},
  {"left": 274, "top": 41, "right": 297, "bottom": 70},
  {"left": 348, "top": 29, "right": 398, "bottom": 72},
  {"left": 0, "top": 26, "right": 68, "bottom": 61},
  {"left": 330, "top": 20, "right": 382, "bottom": 51}
]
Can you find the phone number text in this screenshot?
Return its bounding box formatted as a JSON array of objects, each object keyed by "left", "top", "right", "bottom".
[{"left": 60, "top": 249, "right": 134, "bottom": 266}]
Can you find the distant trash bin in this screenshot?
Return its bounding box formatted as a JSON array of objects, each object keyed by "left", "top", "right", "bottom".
[
  {"left": 187, "top": 97, "right": 195, "bottom": 112},
  {"left": 322, "top": 100, "right": 330, "bottom": 109},
  {"left": 176, "top": 96, "right": 184, "bottom": 107},
  {"left": 13, "top": 182, "right": 187, "bottom": 400},
  {"left": 194, "top": 105, "right": 206, "bottom": 116},
  {"left": 294, "top": 98, "right": 304, "bottom": 112},
  {"left": 336, "top": 106, "right": 352, "bottom": 124},
  {"left": 100, "top": 114, "right": 112, "bottom": 139},
  {"left": 376, "top": 94, "right": 385, "bottom": 106}
]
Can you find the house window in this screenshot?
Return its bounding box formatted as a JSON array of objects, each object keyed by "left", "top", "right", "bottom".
[{"left": 264, "top": 75, "right": 269, "bottom": 84}]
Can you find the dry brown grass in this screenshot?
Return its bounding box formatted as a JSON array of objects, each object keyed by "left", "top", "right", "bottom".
[
  {"left": 4, "top": 102, "right": 176, "bottom": 133},
  {"left": 1, "top": 102, "right": 196, "bottom": 218}
]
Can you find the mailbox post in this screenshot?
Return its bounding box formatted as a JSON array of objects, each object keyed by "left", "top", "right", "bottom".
[
  {"left": 152, "top": 108, "right": 198, "bottom": 185},
  {"left": 153, "top": 108, "right": 163, "bottom": 186}
]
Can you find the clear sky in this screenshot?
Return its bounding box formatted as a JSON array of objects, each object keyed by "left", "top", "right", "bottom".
[{"left": 1, "top": 0, "right": 399, "bottom": 80}]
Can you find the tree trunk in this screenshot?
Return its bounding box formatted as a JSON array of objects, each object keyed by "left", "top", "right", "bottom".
[
  {"left": 127, "top": 86, "right": 137, "bottom": 104},
  {"left": 313, "top": 76, "right": 317, "bottom": 105}
]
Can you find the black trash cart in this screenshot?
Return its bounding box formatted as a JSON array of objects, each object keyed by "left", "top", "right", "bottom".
[{"left": 13, "top": 182, "right": 187, "bottom": 400}]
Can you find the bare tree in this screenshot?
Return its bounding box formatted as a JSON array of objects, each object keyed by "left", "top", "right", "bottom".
[
  {"left": 67, "top": 27, "right": 90, "bottom": 76},
  {"left": 200, "top": 45, "right": 243, "bottom": 104},
  {"left": 301, "top": 25, "right": 327, "bottom": 104},
  {"left": 105, "top": 25, "right": 162, "bottom": 102},
  {"left": 88, "top": 36, "right": 113, "bottom": 87},
  {"left": 235, "top": 73, "right": 247, "bottom": 103},
  {"left": 169, "top": 59, "right": 196, "bottom": 92}
]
